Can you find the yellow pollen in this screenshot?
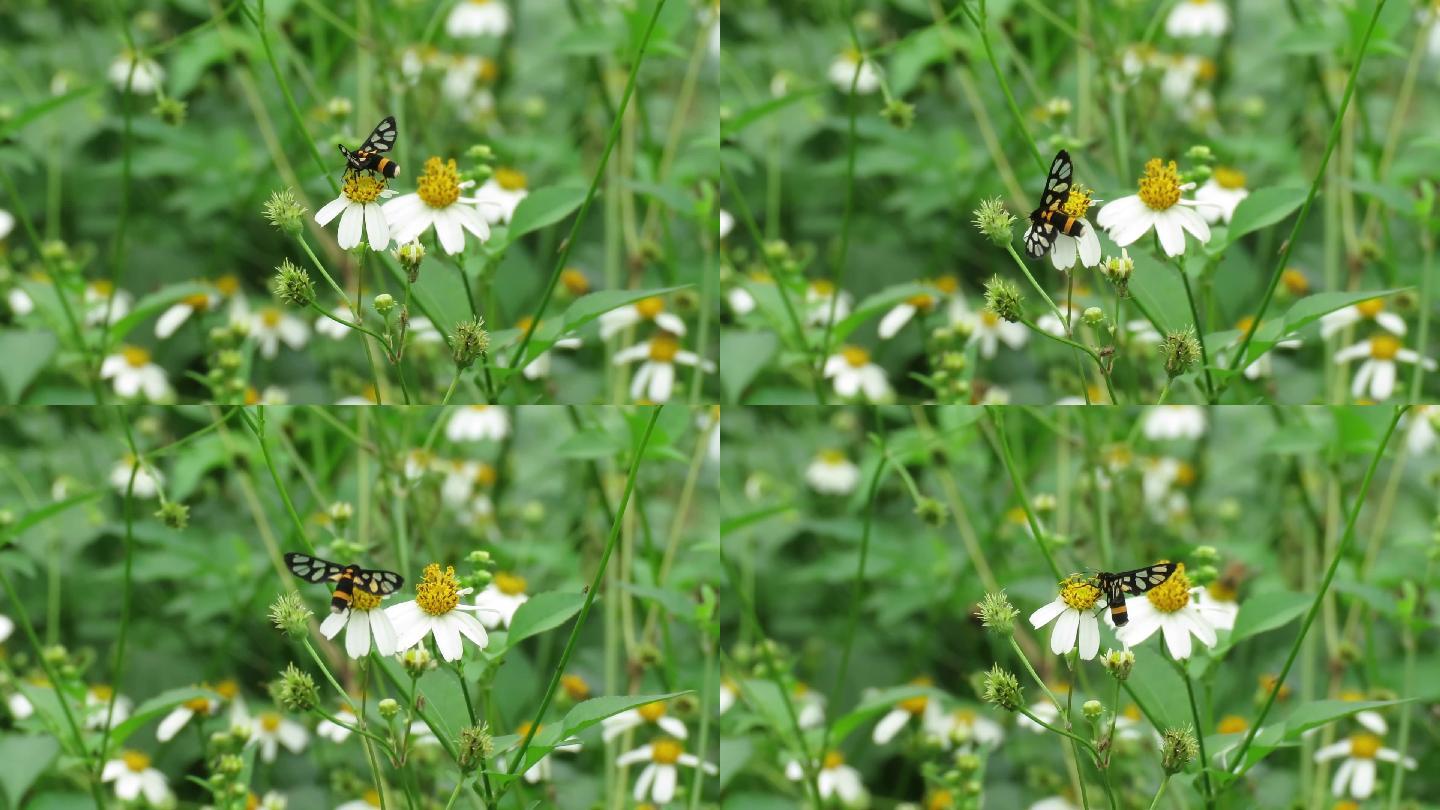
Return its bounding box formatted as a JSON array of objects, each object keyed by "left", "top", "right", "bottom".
[
  {"left": 897, "top": 676, "right": 932, "bottom": 714},
  {"left": 121, "top": 751, "right": 151, "bottom": 772},
  {"left": 343, "top": 171, "right": 387, "bottom": 205},
  {"left": 1213, "top": 167, "right": 1246, "bottom": 190},
  {"left": 1144, "top": 563, "right": 1190, "bottom": 612},
  {"left": 561, "top": 268, "right": 590, "bottom": 295},
  {"left": 364, "top": 789, "right": 382, "bottom": 807},
  {"left": 934, "top": 275, "right": 959, "bottom": 294},
  {"left": 981, "top": 310, "right": 1000, "bottom": 327},
  {"left": 90, "top": 684, "right": 115, "bottom": 701},
  {"left": 635, "top": 297, "right": 666, "bottom": 320},
  {"left": 1137, "top": 159, "right": 1182, "bottom": 211},
  {"left": 477, "top": 58, "right": 499, "bottom": 83},
  {"left": 1217, "top": 715, "right": 1248, "bottom": 734},
  {"left": 414, "top": 563, "right": 462, "bottom": 615},
  {"left": 810, "top": 279, "right": 835, "bottom": 296},
  {"left": 90, "top": 279, "right": 115, "bottom": 296},
  {"left": 182, "top": 292, "right": 212, "bottom": 310},
  {"left": 840, "top": 345, "right": 870, "bottom": 368},
  {"left": 561, "top": 674, "right": 590, "bottom": 700},
  {"left": 1282, "top": 268, "right": 1310, "bottom": 295},
  {"left": 216, "top": 275, "right": 240, "bottom": 296},
  {"left": 648, "top": 332, "right": 681, "bottom": 362},
  {"left": 260, "top": 712, "right": 281, "bottom": 732},
  {"left": 216, "top": 680, "right": 240, "bottom": 700},
  {"left": 638, "top": 701, "right": 668, "bottom": 722},
  {"left": 1348, "top": 733, "right": 1382, "bottom": 759},
  {"left": 1175, "top": 462, "right": 1197, "bottom": 487},
  {"left": 352, "top": 589, "right": 383, "bottom": 611},
  {"left": 183, "top": 696, "right": 212, "bottom": 713},
  {"left": 261, "top": 308, "right": 281, "bottom": 328},
  {"left": 474, "top": 463, "right": 497, "bottom": 487},
  {"left": 1061, "top": 185, "right": 1095, "bottom": 218},
  {"left": 1234, "top": 316, "right": 1255, "bottom": 333},
  {"left": 417, "top": 157, "right": 463, "bottom": 209},
  {"left": 121, "top": 346, "right": 151, "bottom": 368},
  {"left": 244, "top": 387, "right": 260, "bottom": 406},
  {"left": 1207, "top": 580, "right": 1237, "bottom": 602},
  {"left": 1369, "top": 335, "right": 1400, "bottom": 360},
  {"left": 653, "top": 738, "right": 683, "bottom": 765},
  {"left": 495, "top": 167, "right": 528, "bottom": 191},
  {"left": 1356, "top": 298, "right": 1385, "bottom": 318},
  {"left": 495, "top": 572, "right": 527, "bottom": 596},
  {"left": 822, "top": 750, "right": 845, "bottom": 770},
  {"left": 1005, "top": 506, "right": 1027, "bottom": 525},
  {"left": 927, "top": 789, "right": 956, "bottom": 810},
  {"left": 1122, "top": 704, "right": 1141, "bottom": 721},
  {"left": 906, "top": 293, "right": 936, "bottom": 310},
  {"left": 818, "top": 449, "right": 848, "bottom": 465},
  {"left": 1059, "top": 575, "right": 1103, "bottom": 610}
]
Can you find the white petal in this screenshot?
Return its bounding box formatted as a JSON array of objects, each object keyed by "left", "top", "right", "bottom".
[
  {"left": 647, "top": 361, "right": 675, "bottom": 402},
  {"left": 1371, "top": 360, "right": 1396, "bottom": 401},
  {"left": 316, "top": 195, "right": 349, "bottom": 226},
  {"left": 1029, "top": 598, "right": 1067, "bottom": 629},
  {"left": 652, "top": 764, "right": 677, "bottom": 803},
  {"left": 1154, "top": 212, "right": 1186, "bottom": 257},
  {"left": 1351, "top": 758, "right": 1375, "bottom": 798},
  {"left": 320, "top": 611, "right": 346, "bottom": 639},
  {"left": 155, "top": 303, "right": 193, "bottom": 338},
  {"left": 433, "top": 615, "right": 463, "bottom": 660},
  {"left": 345, "top": 610, "right": 372, "bottom": 658},
  {"left": 365, "top": 204, "right": 391, "bottom": 251},
  {"left": 434, "top": 208, "right": 466, "bottom": 254},
  {"left": 1052, "top": 609, "right": 1079, "bottom": 655},
  {"left": 1161, "top": 616, "right": 1193, "bottom": 659},
  {"left": 338, "top": 203, "right": 364, "bottom": 250},
  {"left": 873, "top": 708, "right": 910, "bottom": 744},
  {"left": 1078, "top": 613, "right": 1100, "bottom": 660}
]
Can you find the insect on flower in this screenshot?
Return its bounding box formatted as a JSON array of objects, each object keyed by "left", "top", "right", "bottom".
[
  {"left": 284, "top": 552, "right": 404, "bottom": 614},
  {"left": 1024, "top": 150, "right": 1085, "bottom": 258},
  {"left": 1091, "top": 562, "right": 1178, "bottom": 626},
  {"left": 337, "top": 116, "right": 401, "bottom": 179}
]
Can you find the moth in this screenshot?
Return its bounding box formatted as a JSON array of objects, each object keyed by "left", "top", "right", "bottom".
[
  {"left": 284, "top": 552, "right": 404, "bottom": 614},
  {"left": 1023, "top": 150, "right": 1085, "bottom": 258},
  {"left": 337, "top": 116, "right": 400, "bottom": 179},
  {"left": 1092, "top": 562, "right": 1178, "bottom": 626}
]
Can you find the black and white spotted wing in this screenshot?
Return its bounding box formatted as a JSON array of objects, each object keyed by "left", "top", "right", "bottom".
[
  {"left": 1023, "top": 150, "right": 1074, "bottom": 258},
  {"left": 284, "top": 552, "right": 345, "bottom": 584},
  {"left": 1093, "top": 562, "right": 1178, "bottom": 626},
  {"left": 359, "top": 116, "right": 398, "bottom": 155},
  {"left": 353, "top": 568, "right": 404, "bottom": 596},
  {"left": 283, "top": 552, "right": 404, "bottom": 595}
]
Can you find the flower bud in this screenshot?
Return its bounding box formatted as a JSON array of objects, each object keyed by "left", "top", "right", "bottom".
[
  {"left": 457, "top": 725, "right": 494, "bottom": 772},
  {"left": 373, "top": 294, "right": 396, "bottom": 315},
  {"left": 1082, "top": 699, "right": 1103, "bottom": 720},
  {"left": 378, "top": 698, "right": 400, "bottom": 718},
  {"left": 914, "top": 496, "right": 948, "bottom": 527},
  {"left": 981, "top": 665, "right": 1023, "bottom": 712},
  {"left": 155, "top": 501, "right": 189, "bottom": 530},
  {"left": 400, "top": 647, "right": 436, "bottom": 675},
  {"left": 271, "top": 259, "right": 315, "bottom": 307},
  {"left": 983, "top": 276, "right": 1024, "bottom": 323},
  {"left": 972, "top": 198, "right": 1016, "bottom": 247},
  {"left": 881, "top": 99, "right": 916, "bottom": 130},
  {"left": 268, "top": 591, "right": 313, "bottom": 639},
  {"left": 449, "top": 317, "right": 489, "bottom": 369},
  {"left": 976, "top": 592, "right": 1019, "bottom": 636},
  {"left": 263, "top": 189, "right": 308, "bottom": 234},
  {"left": 1101, "top": 649, "right": 1135, "bottom": 681},
  {"left": 1083, "top": 306, "right": 1105, "bottom": 327},
  {"left": 271, "top": 663, "right": 319, "bottom": 712},
  {"left": 1161, "top": 328, "right": 1202, "bottom": 378},
  {"left": 1161, "top": 726, "right": 1199, "bottom": 774}
]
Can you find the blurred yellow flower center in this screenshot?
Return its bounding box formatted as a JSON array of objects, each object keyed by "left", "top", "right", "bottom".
[
  {"left": 1207, "top": 580, "right": 1237, "bottom": 602},
  {"left": 474, "top": 463, "right": 497, "bottom": 487},
  {"left": 648, "top": 332, "right": 680, "bottom": 362},
  {"left": 952, "top": 708, "right": 976, "bottom": 725},
  {"left": 244, "top": 387, "right": 261, "bottom": 406},
  {"left": 934, "top": 275, "right": 959, "bottom": 294},
  {"left": 981, "top": 310, "right": 1000, "bottom": 327},
  {"left": 1145, "top": 563, "right": 1189, "bottom": 612},
  {"left": 216, "top": 680, "right": 239, "bottom": 700},
  {"left": 927, "top": 789, "right": 955, "bottom": 810},
  {"left": 1005, "top": 506, "right": 1027, "bottom": 525},
  {"left": 1334, "top": 802, "right": 1359, "bottom": 810},
  {"left": 246, "top": 792, "right": 260, "bottom": 810},
  {"left": 1234, "top": 316, "right": 1255, "bottom": 333},
  {"left": 810, "top": 279, "right": 835, "bottom": 296},
  {"left": 794, "top": 681, "right": 810, "bottom": 696},
  {"left": 561, "top": 674, "right": 590, "bottom": 700},
  {"left": 495, "top": 168, "right": 528, "bottom": 191},
  {"left": 363, "top": 789, "right": 382, "bottom": 807},
  {"left": 470, "top": 0, "right": 492, "bottom": 5},
  {"left": 898, "top": 676, "right": 932, "bottom": 714},
  {"left": 906, "top": 293, "right": 935, "bottom": 310},
  {"left": 1195, "top": 58, "right": 1217, "bottom": 82},
  {"left": 477, "top": 58, "right": 499, "bottom": 83},
  {"left": 818, "top": 449, "right": 847, "bottom": 465},
  {"left": 652, "top": 738, "right": 683, "bottom": 765},
  {"left": 638, "top": 701, "right": 668, "bottom": 722},
  {"left": 1189, "top": 0, "right": 1212, "bottom": 4},
  {"left": 183, "top": 696, "right": 212, "bottom": 712},
  {"left": 343, "top": 171, "right": 386, "bottom": 204},
  {"left": 1217, "top": 715, "right": 1248, "bottom": 734},
  {"left": 261, "top": 308, "right": 281, "bottom": 328},
  {"left": 515, "top": 315, "right": 535, "bottom": 332},
  {"left": 216, "top": 275, "right": 240, "bottom": 296},
  {"left": 122, "top": 346, "right": 151, "bottom": 368},
  {"left": 561, "top": 268, "right": 590, "bottom": 295},
  {"left": 417, "top": 157, "right": 462, "bottom": 209},
  {"left": 841, "top": 345, "right": 870, "bottom": 368},
  {"left": 1213, "top": 167, "right": 1246, "bottom": 189},
  {"left": 260, "top": 712, "right": 281, "bottom": 732},
  {"left": 91, "top": 684, "right": 114, "bottom": 701},
  {"left": 182, "top": 293, "right": 212, "bottom": 310},
  {"left": 1060, "top": 575, "right": 1102, "bottom": 610},
  {"left": 1061, "top": 184, "right": 1095, "bottom": 218},
  {"left": 122, "top": 751, "right": 151, "bottom": 772},
  {"left": 1123, "top": 704, "right": 1141, "bottom": 721},
  {"left": 1369, "top": 335, "right": 1400, "bottom": 360},
  {"left": 516, "top": 721, "right": 538, "bottom": 736},
  {"left": 1349, "top": 733, "right": 1381, "bottom": 758},
  {"left": 840, "top": 47, "right": 862, "bottom": 64},
  {"left": 1339, "top": 690, "right": 1365, "bottom": 702},
  {"left": 822, "top": 750, "right": 845, "bottom": 769},
  {"left": 636, "top": 297, "right": 665, "bottom": 320},
  {"left": 1356, "top": 298, "right": 1384, "bottom": 318},
  {"left": 495, "top": 572, "right": 527, "bottom": 595},
  {"left": 415, "top": 563, "right": 461, "bottom": 615},
  {"left": 1138, "top": 159, "right": 1182, "bottom": 211},
  {"left": 1282, "top": 268, "right": 1309, "bottom": 295},
  {"left": 1175, "top": 462, "right": 1197, "bottom": 487},
  {"left": 352, "top": 589, "right": 383, "bottom": 611},
  {"left": 90, "top": 279, "right": 115, "bottom": 296}
]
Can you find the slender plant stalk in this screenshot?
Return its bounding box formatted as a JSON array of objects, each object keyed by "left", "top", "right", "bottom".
[{"left": 986, "top": 407, "right": 1064, "bottom": 579}]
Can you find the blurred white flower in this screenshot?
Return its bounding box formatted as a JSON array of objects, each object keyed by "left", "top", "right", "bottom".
[
  {"left": 964, "top": 309, "right": 1028, "bottom": 359},
  {"left": 620, "top": 739, "right": 716, "bottom": 805},
  {"left": 473, "top": 572, "right": 529, "bottom": 629},
  {"left": 806, "top": 450, "right": 861, "bottom": 496},
  {"left": 1313, "top": 733, "right": 1414, "bottom": 800},
  {"left": 1320, "top": 298, "right": 1406, "bottom": 339},
  {"left": 447, "top": 405, "right": 510, "bottom": 442},
  {"left": 785, "top": 752, "right": 867, "bottom": 806},
  {"left": 1142, "top": 405, "right": 1207, "bottom": 440},
  {"left": 473, "top": 168, "right": 529, "bottom": 225},
  {"left": 1165, "top": 0, "right": 1229, "bottom": 37},
  {"left": 250, "top": 711, "right": 309, "bottom": 762},
  {"left": 1194, "top": 168, "right": 1249, "bottom": 224},
  {"left": 877, "top": 277, "right": 964, "bottom": 339},
  {"left": 873, "top": 678, "right": 942, "bottom": 744},
  {"left": 1334, "top": 336, "right": 1435, "bottom": 402},
  {"left": 603, "top": 700, "right": 688, "bottom": 742},
  {"left": 600, "top": 296, "right": 687, "bottom": 339},
  {"left": 823, "top": 346, "right": 892, "bottom": 402},
  {"left": 613, "top": 333, "right": 714, "bottom": 403},
  {"left": 108, "top": 52, "right": 164, "bottom": 94},
  {"left": 110, "top": 455, "right": 162, "bottom": 498},
  {"left": 84, "top": 281, "right": 133, "bottom": 328},
  {"left": 101, "top": 751, "right": 171, "bottom": 804},
  {"left": 827, "top": 49, "right": 880, "bottom": 94},
  {"left": 250, "top": 307, "right": 310, "bottom": 359},
  {"left": 446, "top": 0, "right": 511, "bottom": 37},
  {"left": 804, "top": 280, "right": 852, "bottom": 327},
  {"left": 315, "top": 705, "right": 357, "bottom": 743},
  {"left": 101, "top": 347, "right": 172, "bottom": 402}
]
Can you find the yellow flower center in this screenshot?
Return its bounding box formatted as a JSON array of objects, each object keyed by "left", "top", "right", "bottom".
[
  {"left": 1348, "top": 733, "right": 1381, "bottom": 759},
  {"left": 810, "top": 279, "right": 836, "bottom": 296},
  {"left": 841, "top": 345, "right": 870, "bottom": 368},
  {"left": 1234, "top": 316, "right": 1255, "bottom": 334},
  {"left": 1123, "top": 704, "right": 1141, "bottom": 721},
  {"left": 934, "top": 275, "right": 959, "bottom": 294},
  {"left": 1207, "top": 580, "right": 1237, "bottom": 602},
  {"left": 122, "top": 346, "right": 151, "bottom": 368},
  {"left": 216, "top": 680, "right": 239, "bottom": 700},
  {"left": 927, "top": 789, "right": 955, "bottom": 810},
  {"left": 182, "top": 292, "right": 212, "bottom": 310},
  {"left": 1356, "top": 298, "right": 1385, "bottom": 319},
  {"left": 184, "top": 696, "right": 212, "bottom": 712},
  {"left": 1175, "top": 462, "right": 1197, "bottom": 487},
  {"left": 1213, "top": 167, "right": 1246, "bottom": 190},
  {"left": 515, "top": 315, "right": 535, "bottom": 332},
  {"left": 952, "top": 708, "right": 976, "bottom": 725},
  {"left": 840, "top": 47, "right": 861, "bottom": 64},
  {"left": 495, "top": 168, "right": 527, "bottom": 191},
  {"left": 471, "top": 0, "right": 492, "bottom": 4},
  {"left": 1061, "top": 184, "right": 1095, "bottom": 219},
  {"left": 1137, "top": 158, "right": 1182, "bottom": 211},
  {"left": 794, "top": 681, "right": 810, "bottom": 697},
  {"left": 1060, "top": 575, "right": 1103, "bottom": 610},
  {"left": 1339, "top": 690, "right": 1366, "bottom": 702},
  {"left": 1282, "top": 268, "right": 1310, "bottom": 295},
  {"left": 1334, "top": 802, "right": 1359, "bottom": 810},
  {"left": 121, "top": 751, "right": 151, "bottom": 772},
  {"left": 635, "top": 297, "right": 665, "bottom": 320},
  {"left": 244, "top": 387, "right": 261, "bottom": 406},
  {"left": 898, "top": 676, "right": 932, "bottom": 715},
  {"left": 822, "top": 750, "right": 845, "bottom": 770},
  {"left": 1005, "top": 506, "right": 1027, "bottom": 525},
  {"left": 352, "top": 589, "right": 383, "bottom": 611},
  {"left": 216, "top": 275, "right": 240, "bottom": 296},
  {"left": 343, "top": 171, "right": 387, "bottom": 205},
  {"left": 906, "top": 293, "right": 936, "bottom": 311},
  {"left": 90, "top": 279, "right": 115, "bottom": 296},
  {"left": 417, "top": 157, "right": 463, "bottom": 209},
  {"left": 818, "top": 449, "right": 847, "bottom": 465},
  {"left": 981, "top": 310, "right": 1000, "bottom": 327},
  {"left": 261, "top": 308, "right": 282, "bottom": 328},
  {"left": 474, "top": 463, "right": 497, "bottom": 487},
  {"left": 648, "top": 332, "right": 680, "bottom": 362},
  {"left": 1195, "top": 58, "right": 1217, "bottom": 82},
  {"left": 364, "top": 789, "right": 383, "bottom": 807},
  {"left": 90, "top": 684, "right": 114, "bottom": 701},
  {"left": 415, "top": 563, "right": 462, "bottom": 615},
  {"left": 561, "top": 268, "right": 590, "bottom": 295},
  {"left": 1369, "top": 335, "right": 1400, "bottom": 361},
  {"left": 652, "top": 738, "right": 683, "bottom": 765},
  {"left": 260, "top": 712, "right": 281, "bottom": 732},
  {"left": 1190, "top": 0, "right": 1212, "bottom": 4},
  {"left": 477, "top": 58, "right": 499, "bottom": 83},
  {"left": 1144, "top": 562, "right": 1189, "bottom": 612},
  {"left": 562, "top": 674, "right": 590, "bottom": 700},
  {"left": 1217, "top": 715, "right": 1248, "bottom": 734},
  {"left": 495, "top": 572, "right": 527, "bottom": 596},
  {"left": 638, "top": 701, "right": 668, "bottom": 722},
  {"left": 516, "top": 721, "right": 538, "bottom": 736},
  {"left": 247, "top": 792, "right": 260, "bottom": 810}
]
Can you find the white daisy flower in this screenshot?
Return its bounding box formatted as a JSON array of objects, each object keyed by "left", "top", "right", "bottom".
[
  {"left": 620, "top": 739, "right": 717, "bottom": 805},
  {"left": 316, "top": 705, "right": 358, "bottom": 743},
  {"left": 385, "top": 563, "right": 490, "bottom": 661},
  {"left": 924, "top": 706, "right": 1005, "bottom": 749},
  {"left": 718, "top": 208, "right": 734, "bottom": 240},
  {"left": 613, "top": 332, "right": 715, "bottom": 403},
  {"left": 0, "top": 612, "right": 13, "bottom": 644},
  {"left": 873, "top": 678, "right": 942, "bottom": 744},
  {"left": 1334, "top": 336, "right": 1435, "bottom": 402},
  {"left": 472, "top": 168, "right": 529, "bottom": 225},
  {"left": 599, "top": 296, "right": 688, "bottom": 339},
  {"left": 1165, "top": 0, "right": 1229, "bottom": 37},
  {"left": 1016, "top": 695, "right": 1063, "bottom": 733},
  {"left": 785, "top": 752, "right": 867, "bottom": 806},
  {"left": 1029, "top": 576, "right": 1105, "bottom": 661},
  {"left": 315, "top": 172, "right": 396, "bottom": 251},
  {"left": 108, "top": 52, "right": 164, "bottom": 94},
  {"left": 382, "top": 157, "right": 491, "bottom": 255},
  {"left": 1047, "top": 186, "right": 1103, "bottom": 271},
  {"left": 0, "top": 208, "right": 13, "bottom": 240},
  {"left": 250, "top": 306, "right": 310, "bottom": 359},
  {"left": 1335, "top": 690, "right": 1389, "bottom": 736},
  {"left": 877, "top": 276, "right": 964, "bottom": 339},
  {"left": 110, "top": 455, "right": 163, "bottom": 499},
  {"left": 7, "top": 287, "right": 34, "bottom": 316},
  {"left": 964, "top": 309, "right": 1028, "bottom": 358},
  {"left": 1320, "top": 298, "right": 1406, "bottom": 339},
  {"left": 101, "top": 751, "right": 171, "bottom": 805},
  {"left": 336, "top": 790, "right": 385, "bottom": 810},
  {"left": 408, "top": 316, "right": 444, "bottom": 345},
  {"left": 1195, "top": 582, "right": 1239, "bottom": 632},
  {"left": 473, "top": 572, "right": 529, "bottom": 629},
  {"left": 1400, "top": 404, "right": 1438, "bottom": 454},
  {"left": 823, "top": 345, "right": 893, "bottom": 402},
  {"left": 402, "top": 449, "right": 436, "bottom": 482},
  {"left": 155, "top": 275, "right": 243, "bottom": 338},
  {"left": 1227, "top": 317, "right": 1302, "bottom": 380},
  {"left": 319, "top": 587, "right": 399, "bottom": 659},
  {"left": 501, "top": 317, "right": 582, "bottom": 379},
  {"left": 1030, "top": 797, "right": 1081, "bottom": 810},
  {"left": 1096, "top": 158, "right": 1212, "bottom": 257},
  {"left": 315, "top": 305, "right": 352, "bottom": 340},
  {"left": 1142, "top": 405, "right": 1207, "bottom": 441},
  {"left": 1313, "top": 733, "right": 1415, "bottom": 800},
  {"left": 156, "top": 680, "right": 237, "bottom": 742},
  {"left": 101, "top": 346, "right": 173, "bottom": 402},
  {"left": 1115, "top": 564, "right": 1232, "bottom": 659},
  {"left": 446, "top": 405, "right": 510, "bottom": 442},
  {"left": 1159, "top": 55, "right": 1215, "bottom": 103},
  {"left": 439, "top": 459, "right": 495, "bottom": 509},
  {"left": 827, "top": 49, "right": 881, "bottom": 94},
  {"left": 84, "top": 280, "right": 133, "bottom": 328},
  {"left": 805, "top": 450, "right": 861, "bottom": 496},
  {"left": 446, "top": 0, "right": 511, "bottom": 38},
  {"left": 440, "top": 55, "right": 496, "bottom": 103},
  {"left": 503, "top": 722, "right": 581, "bottom": 783},
  {"left": 793, "top": 682, "right": 827, "bottom": 729},
  {"left": 1036, "top": 302, "right": 1084, "bottom": 337},
  {"left": 602, "top": 700, "right": 689, "bottom": 742},
  {"left": 84, "top": 685, "right": 133, "bottom": 730},
  {"left": 718, "top": 679, "right": 738, "bottom": 715},
  {"left": 804, "top": 280, "right": 853, "bottom": 327},
  {"left": 1194, "top": 167, "right": 1249, "bottom": 224},
  {"left": 1127, "top": 319, "right": 1162, "bottom": 347},
  {"left": 250, "top": 711, "right": 309, "bottom": 762}
]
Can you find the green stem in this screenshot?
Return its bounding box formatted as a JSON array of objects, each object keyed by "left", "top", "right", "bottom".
[
  {"left": 1020, "top": 317, "right": 1120, "bottom": 405},
  {"left": 958, "top": 0, "right": 1045, "bottom": 173},
  {"left": 1147, "top": 774, "right": 1171, "bottom": 810},
  {"left": 244, "top": 0, "right": 338, "bottom": 194},
  {"left": 1176, "top": 657, "right": 1214, "bottom": 806},
  {"left": 241, "top": 407, "right": 317, "bottom": 554},
  {"left": 1176, "top": 258, "right": 1214, "bottom": 399},
  {"left": 1004, "top": 243, "right": 1065, "bottom": 327},
  {"left": 987, "top": 407, "right": 1064, "bottom": 580}
]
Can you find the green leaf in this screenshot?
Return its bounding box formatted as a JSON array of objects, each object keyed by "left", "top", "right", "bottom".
[
  {"left": 558, "top": 286, "right": 690, "bottom": 336},
  {"left": 0, "top": 734, "right": 60, "bottom": 809},
  {"left": 1, "top": 491, "right": 103, "bottom": 542},
  {"left": 0, "top": 85, "right": 99, "bottom": 138},
  {"left": 720, "top": 89, "right": 821, "bottom": 138},
  {"left": 830, "top": 283, "right": 934, "bottom": 344},
  {"left": 506, "top": 186, "right": 587, "bottom": 241},
  {"left": 505, "top": 591, "right": 587, "bottom": 647},
  {"left": 106, "top": 282, "right": 213, "bottom": 344},
  {"left": 1225, "top": 187, "right": 1307, "bottom": 245},
  {"left": 1127, "top": 251, "right": 1191, "bottom": 335},
  {"left": 621, "top": 582, "right": 694, "bottom": 620},
  {"left": 554, "top": 428, "right": 628, "bottom": 459},
  {"left": 106, "top": 687, "right": 218, "bottom": 748},
  {"left": 0, "top": 331, "right": 58, "bottom": 402},
  {"left": 559, "top": 691, "right": 690, "bottom": 739},
  {"left": 719, "top": 330, "right": 778, "bottom": 402},
  {"left": 828, "top": 684, "right": 935, "bottom": 744},
  {"left": 1224, "top": 591, "right": 1310, "bottom": 647}
]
